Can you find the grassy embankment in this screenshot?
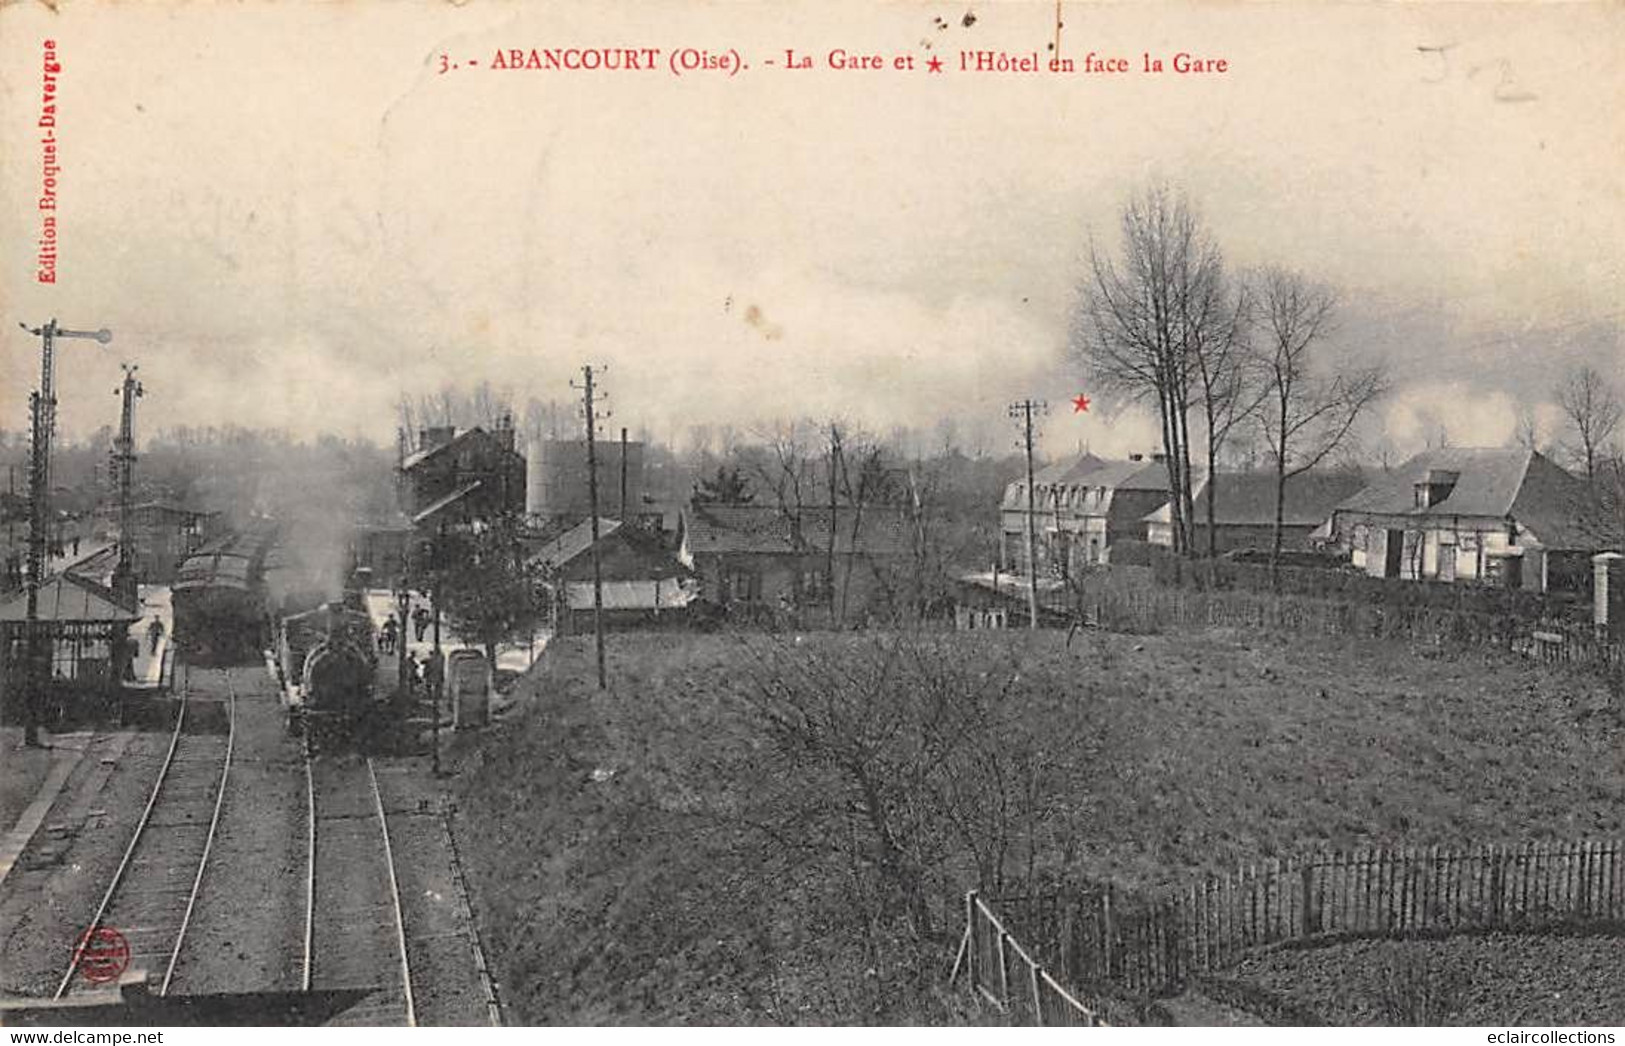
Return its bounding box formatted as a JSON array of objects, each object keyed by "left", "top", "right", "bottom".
[{"left": 449, "top": 625, "right": 1625, "bottom": 1024}]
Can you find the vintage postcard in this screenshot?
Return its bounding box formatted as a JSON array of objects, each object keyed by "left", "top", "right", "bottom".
[{"left": 1, "top": 0, "right": 1622, "bottom": 1032}]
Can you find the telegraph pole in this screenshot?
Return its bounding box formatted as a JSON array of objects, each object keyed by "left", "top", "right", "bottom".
[
  {"left": 619, "top": 426, "right": 628, "bottom": 521},
  {"left": 573, "top": 365, "right": 609, "bottom": 689},
  {"left": 110, "top": 364, "right": 143, "bottom": 608},
  {"left": 431, "top": 518, "right": 444, "bottom": 777},
  {"left": 1009, "top": 399, "right": 1046, "bottom": 630},
  {"left": 17, "top": 319, "right": 112, "bottom": 747}
]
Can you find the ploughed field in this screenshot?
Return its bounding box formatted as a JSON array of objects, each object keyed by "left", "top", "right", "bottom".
[{"left": 450, "top": 627, "right": 1625, "bottom": 1024}]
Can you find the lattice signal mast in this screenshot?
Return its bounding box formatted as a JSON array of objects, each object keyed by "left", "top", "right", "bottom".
[
  {"left": 16, "top": 319, "right": 112, "bottom": 746},
  {"left": 110, "top": 364, "right": 143, "bottom": 607}
]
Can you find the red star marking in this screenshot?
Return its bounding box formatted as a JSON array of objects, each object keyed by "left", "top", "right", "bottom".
[
  {"left": 1072, "top": 393, "right": 1091, "bottom": 413},
  {"left": 927, "top": 54, "right": 943, "bottom": 73}
]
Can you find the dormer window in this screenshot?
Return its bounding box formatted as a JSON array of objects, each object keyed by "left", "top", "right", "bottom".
[{"left": 1415, "top": 469, "right": 1460, "bottom": 509}]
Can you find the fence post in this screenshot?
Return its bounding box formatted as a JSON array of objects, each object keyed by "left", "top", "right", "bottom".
[
  {"left": 997, "top": 926, "right": 1010, "bottom": 1008},
  {"left": 1031, "top": 962, "right": 1044, "bottom": 1026},
  {"left": 1302, "top": 859, "right": 1318, "bottom": 935},
  {"left": 1102, "top": 883, "right": 1115, "bottom": 982},
  {"left": 965, "top": 890, "right": 978, "bottom": 994}
]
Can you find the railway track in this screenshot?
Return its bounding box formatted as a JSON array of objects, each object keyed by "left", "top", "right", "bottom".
[
  {"left": 306, "top": 752, "right": 415, "bottom": 1026},
  {"left": 54, "top": 671, "right": 236, "bottom": 1000}
]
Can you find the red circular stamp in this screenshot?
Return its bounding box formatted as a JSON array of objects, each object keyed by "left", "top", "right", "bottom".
[{"left": 75, "top": 926, "right": 129, "bottom": 984}]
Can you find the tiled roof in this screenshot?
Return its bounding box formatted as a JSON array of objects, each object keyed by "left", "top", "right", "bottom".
[
  {"left": 1334, "top": 448, "right": 1621, "bottom": 551},
  {"left": 527, "top": 518, "right": 622, "bottom": 571},
  {"left": 1031, "top": 453, "right": 1109, "bottom": 486},
  {"left": 1336, "top": 448, "right": 1535, "bottom": 518},
  {"left": 401, "top": 427, "right": 521, "bottom": 472},
  {"left": 411, "top": 481, "right": 483, "bottom": 525},
  {"left": 1146, "top": 470, "right": 1368, "bottom": 528},
  {"left": 1004, "top": 455, "right": 1173, "bottom": 508}
]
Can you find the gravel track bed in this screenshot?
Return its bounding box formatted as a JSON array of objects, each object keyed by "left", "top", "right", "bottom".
[
  {"left": 375, "top": 762, "right": 495, "bottom": 1026},
  {"left": 310, "top": 754, "right": 409, "bottom": 1026},
  {"left": 168, "top": 668, "right": 307, "bottom": 996},
  {"left": 1229, "top": 932, "right": 1625, "bottom": 1025},
  {"left": 56, "top": 728, "right": 228, "bottom": 1001},
  {"left": 0, "top": 730, "right": 172, "bottom": 996}
]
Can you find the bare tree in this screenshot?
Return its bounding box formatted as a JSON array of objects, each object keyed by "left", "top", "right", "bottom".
[
  {"left": 1075, "top": 184, "right": 1230, "bottom": 554},
  {"left": 1514, "top": 404, "right": 1541, "bottom": 453},
  {"left": 394, "top": 393, "right": 418, "bottom": 455},
  {"left": 1556, "top": 364, "right": 1622, "bottom": 482},
  {"left": 1184, "top": 264, "right": 1262, "bottom": 557},
  {"left": 1252, "top": 266, "right": 1389, "bottom": 571}
]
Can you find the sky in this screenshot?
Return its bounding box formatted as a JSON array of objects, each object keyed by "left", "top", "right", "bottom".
[{"left": 1, "top": 0, "right": 1620, "bottom": 463}]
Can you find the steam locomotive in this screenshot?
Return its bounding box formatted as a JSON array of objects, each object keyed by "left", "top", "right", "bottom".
[{"left": 274, "top": 587, "right": 384, "bottom": 748}]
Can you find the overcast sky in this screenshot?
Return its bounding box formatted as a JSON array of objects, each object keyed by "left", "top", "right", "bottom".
[{"left": 1, "top": 0, "right": 1620, "bottom": 461}]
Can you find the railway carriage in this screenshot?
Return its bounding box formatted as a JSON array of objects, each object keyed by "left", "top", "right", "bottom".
[
  {"left": 171, "top": 551, "right": 266, "bottom": 665},
  {"left": 169, "top": 520, "right": 278, "bottom": 666}
]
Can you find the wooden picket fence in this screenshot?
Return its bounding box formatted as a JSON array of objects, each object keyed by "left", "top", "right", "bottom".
[
  {"left": 996, "top": 838, "right": 1625, "bottom": 999},
  {"left": 952, "top": 890, "right": 1106, "bottom": 1026}
]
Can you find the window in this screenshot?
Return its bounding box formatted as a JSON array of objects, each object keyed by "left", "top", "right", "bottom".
[
  {"left": 799, "top": 569, "right": 830, "bottom": 603},
  {"left": 725, "top": 569, "right": 760, "bottom": 604}
]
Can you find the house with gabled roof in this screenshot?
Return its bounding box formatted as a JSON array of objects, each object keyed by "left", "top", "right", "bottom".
[
  {"left": 525, "top": 517, "right": 693, "bottom": 634},
  {"left": 1144, "top": 470, "right": 1367, "bottom": 553},
  {"left": 398, "top": 423, "right": 525, "bottom": 527},
  {"left": 1321, "top": 447, "right": 1621, "bottom": 593},
  {"left": 999, "top": 452, "right": 1175, "bottom": 576},
  {"left": 677, "top": 502, "right": 912, "bottom": 622}
]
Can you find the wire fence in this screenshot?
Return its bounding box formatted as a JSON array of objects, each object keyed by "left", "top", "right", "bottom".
[{"left": 951, "top": 890, "right": 1106, "bottom": 1026}]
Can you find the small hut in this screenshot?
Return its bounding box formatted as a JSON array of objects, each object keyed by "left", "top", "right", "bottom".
[{"left": 0, "top": 573, "right": 140, "bottom": 726}]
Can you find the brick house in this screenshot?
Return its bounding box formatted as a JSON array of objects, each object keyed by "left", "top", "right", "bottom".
[{"left": 398, "top": 424, "right": 526, "bottom": 527}]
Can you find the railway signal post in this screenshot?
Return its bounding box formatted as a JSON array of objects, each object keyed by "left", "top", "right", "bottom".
[
  {"left": 16, "top": 319, "right": 111, "bottom": 746},
  {"left": 110, "top": 364, "right": 142, "bottom": 609}
]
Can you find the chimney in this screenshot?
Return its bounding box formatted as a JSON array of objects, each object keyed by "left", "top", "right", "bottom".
[{"left": 420, "top": 426, "right": 456, "bottom": 450}]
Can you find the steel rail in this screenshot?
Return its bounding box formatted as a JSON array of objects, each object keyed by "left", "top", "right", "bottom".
[
  {"left": 368, "top": 758, "right": 417, "bottom": 1027},
  {"left": 160, "top": 670, "right": 236, "bottom": 995},
  {"left": 301, "top": 737, "right": 315, "bottom": 992},
  {"left": 53, "top": 677, "right": 191, "bottom": 999}
]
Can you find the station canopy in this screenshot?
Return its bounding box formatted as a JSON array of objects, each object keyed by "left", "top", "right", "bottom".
[{"left": 0, "top": 573, "right": 140, "bottom": 625}]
